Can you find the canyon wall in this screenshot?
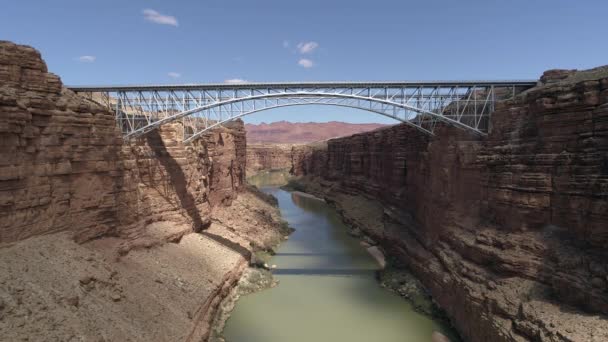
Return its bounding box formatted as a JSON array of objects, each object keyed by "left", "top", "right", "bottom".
[
  {"left": 0, "top": 42, "right": 123, "bottom": 243},
  {"left": 116, "top": 121, "right": 247, "bottom": 245},
  {"left": 245, "top": 121, "right": 386, "bottom": 144},
  {"left": 291, "top": 67, "right": 608, "bottom": 341},
  {"left": 245, "top": 143, "right": 293, "bottom": 176},
  {"left": 0, "top": 41, "right": 248, "bottom": 245},
  {"left": 0, "top": 41, "right": 286, "bottom": 342}
]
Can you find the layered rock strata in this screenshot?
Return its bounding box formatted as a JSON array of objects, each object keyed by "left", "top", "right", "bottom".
[
  {"left": 245, "top": 121, "right": 386, "bottom": 144},
  {"left": 0, "top": 41, "right": 286, "bottom": 341},
  {"left": 245, "top": 143, "right": 293, "bottom": 176},
  {"left": 291, "top": 66, "right": 608, "bottom": 341}
]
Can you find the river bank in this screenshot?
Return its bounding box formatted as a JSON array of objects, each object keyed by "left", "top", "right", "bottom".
[
  {"left": 212, "top": 171, "right": 457, "bottom": 342},
  {"left": 286, "top": 67, "right": 608, "bottom": 342},
  {"left": 281, "top": 175, "right": 458, "bottom": 329},
  {"left": 0, "top": 41, "right": 295, "bottom": 342},
  {"left": 0, "top": 186, "right": 291, "bottom": 342}
]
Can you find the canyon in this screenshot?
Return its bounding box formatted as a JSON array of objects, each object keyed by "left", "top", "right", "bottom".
[
  {"left": 1, "top": 38, "right": 607, "bottom": 342},
  {"left": 0, "top": 41, "right": 289, "bottom": 341},
  {"left": 245, "top": 121, "right": 386, "bottom": 144},
  {"left": 245, "top": 143, "right": 293, "bottom": 175},
  {"left": 244, "top": 122, "right": 388, "bottom": 175},
  {"left": 287, "top": 66, "right": 608, "bottom": 341}
]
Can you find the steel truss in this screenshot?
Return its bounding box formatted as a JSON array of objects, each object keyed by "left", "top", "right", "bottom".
[{"left": 70, "top": 81, "right": 535, "bottom": 142}]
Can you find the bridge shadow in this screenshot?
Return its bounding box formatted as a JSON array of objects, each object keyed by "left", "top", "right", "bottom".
[
  {"left": 143, "top": 129, "right": 258, "bottom": 262},
  {"left": 145, "top": 130, "right": 205, "bottom": 231},
  {"left": 272, "top": 268, "right": 376, "bottom": 276},
  {"left": 200, "top": 231, "right": 252, "bottom": 260},
  {"left": 274, "top": 252, "right": 349, "bottom": 257}
]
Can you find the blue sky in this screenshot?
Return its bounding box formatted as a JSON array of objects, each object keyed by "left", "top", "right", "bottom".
[{"left": 2, "top": 0, "right": 607, "bottom": 124}]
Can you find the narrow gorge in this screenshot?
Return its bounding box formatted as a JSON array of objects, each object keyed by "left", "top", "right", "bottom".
[
  {"left": 0, "top": 41, "right": 290, "bottom": 341},
  {"left": 286, "top": 67, "right": 608, "bottom": 341},
  {"left": 1, "top": 39, "right": 607, "bottom": 342}
]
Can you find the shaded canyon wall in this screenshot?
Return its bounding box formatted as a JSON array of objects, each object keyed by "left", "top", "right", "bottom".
[
  {"left": 0, "top": 41, "right": 248, "bottom": 245},
  {"left": 0, "top": 41, "right": 291, "bottom": 342},
  {"left": 291, "top": 67, "right": 608, "bottom": 341},
  {"left": 245, "top": 143, "right": 293, "bottom": 176}
]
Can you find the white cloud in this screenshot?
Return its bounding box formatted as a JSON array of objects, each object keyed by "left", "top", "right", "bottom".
[
  {"left": 298, "top": 58, "right": 314, "bottom": 68},
  {"left": 296, "top": 41, "right": 319, "bottom": 54},
  {"left": 143, "top": 9, "right": 178, "bottom": 27},
  {"left": 224, "top": 78, "right": 248, "bottom": 84},
  {"left": 77, "top": 55, "right": 96, "bottom": 63},
  {"left": 168, "top": 72, "right": 181, "bottom": 78}
]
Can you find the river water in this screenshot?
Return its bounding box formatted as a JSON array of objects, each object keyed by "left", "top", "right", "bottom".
[{"left": 223, "top": 171, "right": 454, "bottom": 342}]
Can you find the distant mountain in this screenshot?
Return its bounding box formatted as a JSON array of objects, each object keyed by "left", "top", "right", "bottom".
[{"left": 245, "top": 121, "right": 388, "bottom": 144}]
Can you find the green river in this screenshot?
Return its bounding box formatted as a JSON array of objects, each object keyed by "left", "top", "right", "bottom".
[{"left": 223, "top": 171, "right": 455, "bottom": 342}]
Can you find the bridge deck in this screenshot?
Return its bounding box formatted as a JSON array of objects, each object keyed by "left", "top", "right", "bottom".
[
  {"left": 68, "top": 80, "right": 537, "bottom": 92},
  {"left": 68, "top": 80, "right": 538, "bottom": 142}
]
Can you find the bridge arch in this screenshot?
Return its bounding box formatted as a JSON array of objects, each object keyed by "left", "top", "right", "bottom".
[
  {"left": 70, "top": 81, "right": 535, "bottom": 142},
  {"left": 183, "top": 101, "right": 431, "bottom": 143},
  {"left": 136, "top": 91, "right": 487, "bottom": 141}
]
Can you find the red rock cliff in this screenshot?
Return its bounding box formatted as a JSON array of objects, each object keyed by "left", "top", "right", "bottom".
[
  {"left": 246, "top": 143, "right": 294, "bottom": 176},
  {"left": 291, "top": 66, "right": 608, "bottom": 341},
  {"left": 0, "top": 41, "right": 288, "bottom": 342},
  {"left": 245, "top": 121, "right": 386, "bottom": 144},
  {"left": 0, "top": 40, "right": 246, "bottom": 245}
]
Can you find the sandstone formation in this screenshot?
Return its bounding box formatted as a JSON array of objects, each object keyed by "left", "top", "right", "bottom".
[
  {"left": 244, "top": 120, "right": 389, "bottom": 177},
  {"left": 245, "top": 143, "right": 293, "bottom": 176},
  {"left": 0, "top": 41, "right": 287, "bottom": 341},
  {"left": 245, "top": 120, "right": 386, "bottom": 144},
  {"left": 291, "top": 66, "right": 608, "bottom": 341}
]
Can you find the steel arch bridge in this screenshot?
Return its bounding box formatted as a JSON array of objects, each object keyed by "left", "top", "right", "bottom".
[{"left": 69, "top": 81, "right": 536, "bottom": 143}]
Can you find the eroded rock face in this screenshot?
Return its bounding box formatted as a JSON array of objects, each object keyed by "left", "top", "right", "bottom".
[
  {"left": 291, "top": 66, "right": 608, "bottom": 341},
  {"left": 116, "top": 121, "right": 247, "bottom": 244},
  {"left": 0, "top": 41, "right": 287, "bottom": 342},
  {"left": 0, "top": 40, "right": 247, "bottom": 244},
  {"left": 245, "top": 121, "right": 386, "bottom": 144},
  {"left": 245, "top": 143, "right": 293, "bottom": 176},
  {"left": 0, "top": 41, "right": 123, "bottom": 242},
  {"left": 291, "top": 141, "right": 328, "bottom": 176}
]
